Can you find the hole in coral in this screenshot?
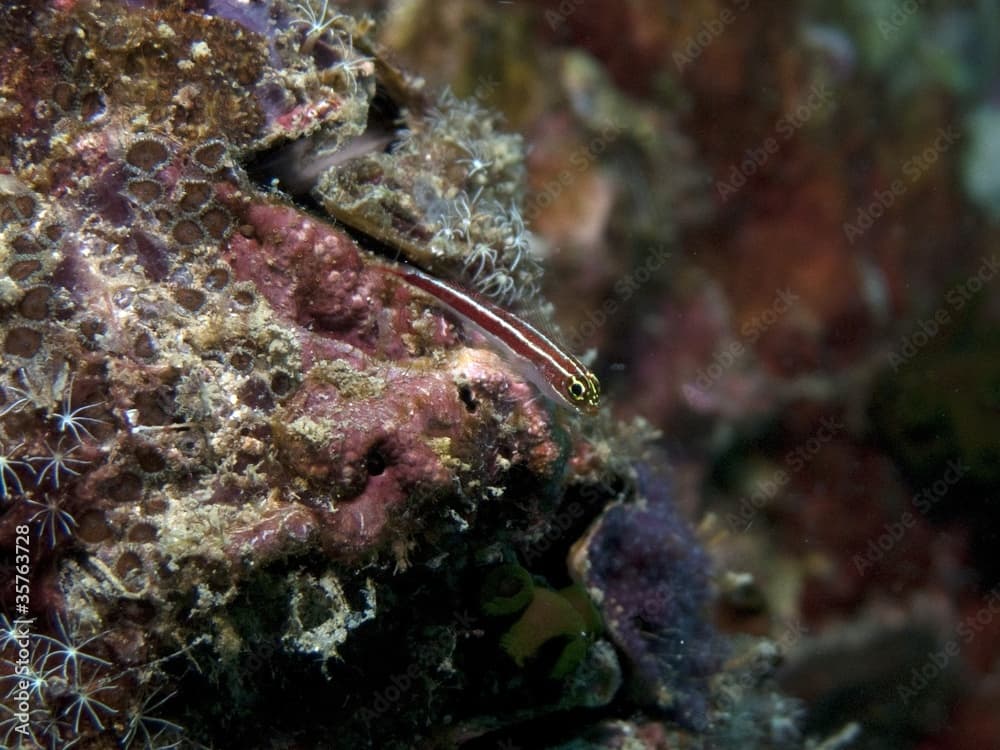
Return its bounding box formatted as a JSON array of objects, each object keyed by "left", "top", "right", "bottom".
[
  {"left": 365, "top": 446, "right": 388, "bottom": 477},
  {"left": 116, "top": 599, "right": 157, "bottom": 624},
  {"left": 134, "top": 444, "right": 167, "bottom": 473},
  {"left": 270, "top": 371, "right": 294, "bottom": 397},
  {"left": 176, "top": 432, "right": 204, "bottom": 456},
  {"left": 458, "top": 384, "right": 478, "bottom": 413},
  {"left": 80, "top": 90, "right": 105, "bottom": 121}
]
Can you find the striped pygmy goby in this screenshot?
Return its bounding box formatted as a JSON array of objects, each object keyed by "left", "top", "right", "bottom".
[{"left": 387, "top": 266, "right": 600, "bottom": 414}]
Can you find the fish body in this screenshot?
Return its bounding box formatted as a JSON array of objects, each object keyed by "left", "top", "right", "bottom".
[{"left": 387, "top": 266, "right": 600, "bottom": 414}]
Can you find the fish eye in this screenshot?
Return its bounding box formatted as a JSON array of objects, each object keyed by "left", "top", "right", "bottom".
[{"left": 568, "top": 378, "right": 586, "bottom": 400}]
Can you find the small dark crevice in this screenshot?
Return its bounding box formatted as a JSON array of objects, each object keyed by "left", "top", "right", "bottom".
[
  {"left": 458, "top": 384, "right": 478, "bottom": 413},
  {"left": 365, "top": 445, "right": 388, "bottom": 477}
]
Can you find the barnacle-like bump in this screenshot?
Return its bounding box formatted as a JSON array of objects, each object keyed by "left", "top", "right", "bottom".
[
  {"left": 76, "top": 508, "right": 112, "bottom": 543},
  {"left": 103, "top": 471, "right": 144, "bottom": 504},
  {"left": 61, "top": 29, "right": 85, "bottom": 63},
  {"left": 115, "top": 549, "right": 144, "bottom": 579},
  {"left": 11, "top": 234, "right": 42, "bottom": 255},
  {"left": 231, "top": 284, "right": 256, "bottom": 308},
  {"left": 126, "top": 522, "right": 158, "bottom": 543},
  {"left": 18, "top": 287, "right": 52, "bottom": 320},
  {"left": 126, "top": 137, "right": 171, "bottom": 172},
  {"left": 204, "top": 267, "right": 230, "bottom": 290},
  {"left": 101, "top": 23, "right": 133, "bottom": 51},
  {"left": 200, "top": 205, "right": 232, "bottom": 239},
  {"left": 52, "top": 81, "right": 76, "bottom": 111},
  {"left": 42, "top": 222, "right": 64, "bottom": 243},
  {"left": 8, "top": 259, "right": 43, "bottom": 281},
  {"left": 12, "top": 193, "right": 37, "bottom": 220},
  {"left": 126, "top": 178, "right": 162, "bottom": 205},
  {"left": 228, "top": 349, "right": 254, "bottom": 372},
  {"left": 175, "top": 180, "right": 213, "bottom": 213},
  {"left": 171, "top": 218, "right": 203, "bottom": 245},
  {"left": 173, "top": 287, "right": 207, "bottom": 312},
  {"left": 192, "top": 140, "right": 227, "bottom": 171},
  {"left": 4, "top": 325, "right": 44, "bottom": 358}
]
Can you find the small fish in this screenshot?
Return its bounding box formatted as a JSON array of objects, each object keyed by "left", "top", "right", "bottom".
[{"left": 387, "top": 265, "right": 600, "bottom": 414}]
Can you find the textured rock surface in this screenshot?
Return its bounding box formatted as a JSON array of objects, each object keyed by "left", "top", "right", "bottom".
[{"left": 0, "top": 2, "right": 573, "bottom": 746}]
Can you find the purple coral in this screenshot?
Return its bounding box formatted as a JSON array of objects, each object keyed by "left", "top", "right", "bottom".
[{"left": 574, "top": 462, "right": 721, "bottom": 729}]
